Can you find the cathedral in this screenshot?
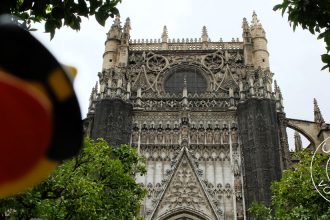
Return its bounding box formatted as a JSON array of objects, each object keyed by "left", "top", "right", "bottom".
[{"left": 84, "top": 12, "right": 330, "bottom": 220}]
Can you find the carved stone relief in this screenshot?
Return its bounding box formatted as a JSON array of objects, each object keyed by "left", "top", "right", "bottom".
[{"left": 152, "top": 153, "right": 218, "bottom": 220}]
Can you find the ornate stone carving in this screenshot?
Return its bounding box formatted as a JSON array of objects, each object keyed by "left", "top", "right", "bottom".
[
  {"left": 162, "top": 157, "right": 207, "bottom": 210},
  {"left": 152, "top": 152, "right": 219, "bottom": 220},
  {"left": 146, "top": 53, "right": 169, "bottom": 72},
  {"left": 202, "top": 51, "right": 224, "bottom": 70}
]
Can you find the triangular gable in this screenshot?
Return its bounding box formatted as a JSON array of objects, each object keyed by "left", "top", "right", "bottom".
[{"left": 150, "top": 148, "right": 219, "bottom": 220}]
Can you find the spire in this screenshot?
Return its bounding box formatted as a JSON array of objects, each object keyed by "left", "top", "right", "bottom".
[
  {"left": 274, "top": 80, "right": 278, "bottom": 93},
  {"left": 201, "top": 26, "right": 208, "bottom": 42},
  {"left": 274, "top": 80, "right": 284, "bottom": 112},
  {"left": 112, "top": 15, "right": 121, "bottom": 28},
  {"left": 250, "top": 11, "right": 265, "bottom": 38},
  {"left": 242, "top": 17, "right": 250, "bottom": 31},
  {"left": 161, "top": 25, "right": 168, "bottom": 43},
  {"left": 242, "top": 17, "right": 252, "bottom": 45},
  {"left": 123, "top": 17, "right": 131, "bottom": 35},
  {"left": 107, "top": 15, "right": 122, "bottom": 39},
  {"left": 121, "top": 17, "right": 131, "bottom": 45},
  {"left": 251, "top": 11, "right": 260, "bottom": 27},
  {"left": 294, "top": 131, "right": 303, "bottom": 151},
  {"left": 314, "top": 98, "right": 325, "bottom": 124}
]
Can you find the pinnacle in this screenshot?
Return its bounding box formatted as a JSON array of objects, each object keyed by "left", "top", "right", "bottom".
[
  {"left": 161, "top": 25, "right": 168, "bottom": 42},
  {"left": 313, "top": 98, "right": 325, "bottom": 124},
  {"left": 162, "top": 25, "right": 168, "bottom": 36},
  {"left": 113, "top": 15, "right": 120, "bottom": 25},
  {"left": 294, "top": 131, "right": 302, "bottom": 151},
  {"left": 252, "top": 11, "right": 258, "bottom": 25},
  {"left": 274, "top": 80, "right": 278, "bottom": 91},
  {"left": 242, "top": 17, "right": 249, "bottom": 29},
  {"left": 201, "top": 26, "right": 208, "bottom": 41}
]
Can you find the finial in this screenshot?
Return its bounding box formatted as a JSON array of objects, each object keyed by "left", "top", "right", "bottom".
[
  {"left": 274, "top": 80, "right": 278, "bottom": 92},
  {"left": 112, "top": 15, "right": 121, "bottom": 28},
  {"left": 314, "top": 98, "right": 325, "bottom": 124},
  {"left": 161, "top": 25, "right": 168, "bottom": 43},
  {"left": 294, "top": 131, "right": 303, "bottom": 151},
  {"left": 202, "top": 26, "right": 208, "bottom": 42},
  {"left": 251, "top": 11, "right": 259, "bottom": 26},
  {"left": 242, "top": 17, "right": 250, "bottom": 30},
  {"left": 95, "top": 81, "right": 98, "bottom": 91},
  {"left": 123, "top": 17, "right": 131, "bottom": 33}
]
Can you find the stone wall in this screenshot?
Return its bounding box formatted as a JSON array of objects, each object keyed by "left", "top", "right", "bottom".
[
  {"left": 91, "top": 99, "right": 133, "bottom": 146},
  {"left": 237, "top": 99, "right": 282, "bottom": 215}
]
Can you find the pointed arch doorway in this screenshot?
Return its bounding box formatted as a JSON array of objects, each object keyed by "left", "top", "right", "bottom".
[
  {"left": 156, "top": 208, "right": 214, "bottom": 220},
  {"left": 161, "top": 212, "right": 207, "bottom": 220}
]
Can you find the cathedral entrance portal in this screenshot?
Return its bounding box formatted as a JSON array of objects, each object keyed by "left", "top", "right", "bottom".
[{"left": 156, "top": 208, "right": 210, "bottom": 220}]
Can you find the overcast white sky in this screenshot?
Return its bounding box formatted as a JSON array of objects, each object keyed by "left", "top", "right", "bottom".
[{"left": 32, "top": 0, "right": 329, "bottom": 149}]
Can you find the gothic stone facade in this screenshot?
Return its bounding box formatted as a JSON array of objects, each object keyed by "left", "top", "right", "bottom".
[{"left": 84, "top": 13, "right": 294, "bottom": 220}]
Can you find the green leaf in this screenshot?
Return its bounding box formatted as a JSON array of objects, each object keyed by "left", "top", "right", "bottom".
[
  {"left": 321, "top": 54, "right": 330, "bottom": 63},
  {"left": 95, "top": 10, "right": 109, "bottom": 26},
  {"left": 273, "top": 4, "right": 283, "bottom": 12},
  {"left": 51, "top": 7, "right": 65, "bottom": 19},
  {"left": 77, "top": 0, "right": 89, "bottom": 16}
]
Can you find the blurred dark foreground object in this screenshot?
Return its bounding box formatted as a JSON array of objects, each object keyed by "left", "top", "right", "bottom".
[{"left": 0, "top": 21, "right": 83, "bottom": 197}]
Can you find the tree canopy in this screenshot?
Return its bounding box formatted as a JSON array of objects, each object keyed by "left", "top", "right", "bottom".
[
  {"left": 274, "top": 0, "right": 330, "bottom": 71},
  {"left": 0, "top": 0, "right": 121, "bottom": 39},
  {"left": 0, "top": 138, "right": 147, "bottom": 220},
  {"left": 249, "top": 150, "right": 330, "bottom": 219}
]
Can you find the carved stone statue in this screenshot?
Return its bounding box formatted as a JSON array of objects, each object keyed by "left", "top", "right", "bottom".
[
  {"left": 198, "top": 130, "right": 205, "bottom": 144},
  {"left": 157, "top": 131, "right": 163, "bottom": 144},
  {"left": 165, "top": 125, "right": 171, "bottom": 144},
  {"left": 172, "top": 131, "right": 179, "bottom": 144},
  {"left": 141, "top": 132, "right": 147, "bottom": 144},
  {"left": 231, "top": 128, "right": 238, "bottom": 143},
  {"left": 191, "top": 129, "right": 197, "bottom": 143},
  {"left": 132, "top": 130, "right": 139, "bottom": 144},
  {"left": 214, "top": 131, "right": 221, "bottom": 143},
  {"left": 206, "top": 130, "right": 213, "bottom": 144},
  {"left": 233, "top": 159, "right": 240, "bottom": 176},
  {"left": 222, "top": 129, "right": 229, "bottom": 144}
]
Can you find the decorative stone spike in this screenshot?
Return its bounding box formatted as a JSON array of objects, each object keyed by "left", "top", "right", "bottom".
[
  {"left": 123, "top": 17, "right": 131, "bottom": 34},
  {"left": 314, "top": 98, "right": 325, "bottom": 124},
  {"left": 251, "top": 11, "right": 259, "bottom": 26},
  {"left": 274, "top": 83, "right": 284, "bottom": 112},
  {"left": 201, "top": 26, "right": 208, "bottom": 42},
  {"left": 274, "top": 80, "right": 278, "bottom": 92},
  {"left": 94, "top": 81, "right": 98, "bottom": 92},
  {"left": 242, "top": 17, "right": 250, "bottom": 31},
  {"left": 294, "top": 131, "right": 303, "bottom": 151}
]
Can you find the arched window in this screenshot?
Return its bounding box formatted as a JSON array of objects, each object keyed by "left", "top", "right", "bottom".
[{"left": 164, "top": 66, "right": 207, "bottom": 94}]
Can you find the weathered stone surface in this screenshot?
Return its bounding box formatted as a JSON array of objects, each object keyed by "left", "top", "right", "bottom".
[
  {"left": 237, "top": 99, "right": 282, "bottom": 211},
  {"left": 91, "top": 99, "right": 133, "bottom": 146}
]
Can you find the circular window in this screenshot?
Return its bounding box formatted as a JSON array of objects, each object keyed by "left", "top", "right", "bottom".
[{"left": 164, "top": 66, "right": 207, "bottom": 94}]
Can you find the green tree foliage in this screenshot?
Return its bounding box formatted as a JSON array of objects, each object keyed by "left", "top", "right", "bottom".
[
  {"left": 274, "top": 0, "right": 330, "bottom": 71},
  {"left": 0, "top": 139, "right": 147, "bottom": 220},
  {"left": 249, "top": 150, "right": 330, "bottom": 219},
  {"left": 0, "top": 0, "right": 121, "bottom": 39}
]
